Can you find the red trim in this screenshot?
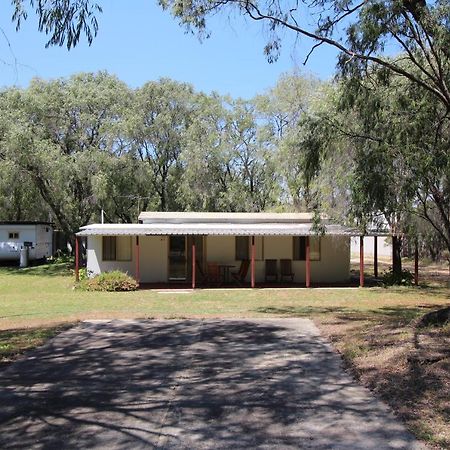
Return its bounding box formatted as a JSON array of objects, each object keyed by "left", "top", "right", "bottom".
[
  {"left": 192, "top": 243, "right": 196, "bottom": 289},
  {"left": 414, "top": 241, "right": 419, "bottom": 286},
  {"left": 75, "top": 236, "right": 80, "bottom": 282},
  {"left": 360, "top": 236, "right": 364, "bottom": 287},
  {"left": 135, "top": 236, "right": 140, "bottom": 285},
  {"left": 374, "top": 236, "right": 378, "bottom": 278},
  {"left": 251, "top": 236, "right": 255, "bottom": 288},
  {"left": 306, "top": 236, "right": 311, "bottom": 288}
]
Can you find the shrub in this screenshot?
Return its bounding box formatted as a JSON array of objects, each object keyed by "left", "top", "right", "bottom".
[
  {"left": 51, "top": 252, "right": 74, "bottom": 264},
  {"left": 382, "top": 268, "right": 414, "bottom": 286},
  {"left": 78, "top": 271, "right": 138, "bottom": 292}
]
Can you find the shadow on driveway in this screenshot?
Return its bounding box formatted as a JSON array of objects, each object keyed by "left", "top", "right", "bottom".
[{"left": 0, "top": 319, "right": 421, "bottom": 449}]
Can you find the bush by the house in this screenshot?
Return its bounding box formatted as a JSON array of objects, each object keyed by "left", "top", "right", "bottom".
[
  {"left": 78, "top": 271, "right": 138, "bottom": 292},
  {"left": 382, "top": 268, "right": 414, "bottom": 286}
]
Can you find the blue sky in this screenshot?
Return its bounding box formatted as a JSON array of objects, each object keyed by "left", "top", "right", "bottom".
[{"left": 0, "top": 1, "right": 339, "bottom": 98}]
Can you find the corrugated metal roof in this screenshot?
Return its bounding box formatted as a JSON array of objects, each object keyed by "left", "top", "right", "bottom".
[
  {"left": 77, "top": 223, "right": 361, "bottom": 237},
  {"left": 138, "top": 211, "right": 320, "bottom": 224}
]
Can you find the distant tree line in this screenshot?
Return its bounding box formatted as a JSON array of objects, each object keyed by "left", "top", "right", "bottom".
[
  {"left": 0, "top": 69, "right": 449, "bottom": 269},
  {"left": 0, "top": 72, "right": 315, "bottom": 237}
]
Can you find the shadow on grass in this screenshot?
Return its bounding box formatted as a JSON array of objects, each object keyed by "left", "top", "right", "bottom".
[
  {"left": 380, "top": 284, "right": 450, "bottom": 300},
  {"left": 0, "top": 261, "right": 73, "bottom": 277},
  {"left": 254, "top": 306, "right": 357, "bottom": 317},
  {"left": 256, "top": 304, "right": 448, "bottom": 328}
]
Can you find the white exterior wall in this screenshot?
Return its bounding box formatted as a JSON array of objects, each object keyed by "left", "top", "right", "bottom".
[
  {"left": 34, "top": 224, "right": 53, "bottom": 259},
  {"left": 308, "top": 236, "right": 350, "bottom": 283},
  {"left": 87, "top": 234, "right": 350, "bottom": 283},
  {"left": 351, "top": 236, "right": 392, "bottom": 257},
  {"left": 140, "top": 236, "right": 168, "bottom": 283},
  {"left": 0, "top": 224, "right": 53, "bottom": 261},
  {"left": 86, "top": 235, "right": 168, "bottom": 282},
  {"left": 87, "top": 235, "right": 137, "bottom": 278},
  {"left": 206, "top": 236, "right": 235, "bottom": 263}
]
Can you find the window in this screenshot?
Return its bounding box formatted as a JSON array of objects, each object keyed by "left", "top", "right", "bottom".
[
  {"left": 8, "top": 232, "right": 19, "bottom": 239},
  {"left": 117, "top": 236, "right": 132, "bottom": 261},
  {"left": 102, "top": 236, "right": 131, "bottom": 261},
  {"left": 293, "top": 237, "right": 321, "bottom": 261},
  {"left": 293, "top": 237, "right": 306, "bottom": 260},
  {"left": 235, "top": 236, "right": 249, "bottom": 260}
]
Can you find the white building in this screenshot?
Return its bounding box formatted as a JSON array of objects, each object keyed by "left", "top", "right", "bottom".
[
  {"left": 351, "top": 236, "right": 392, "bottom": 257},
  {"left": 77, "top": 212, "right": 361, "bottom": 287},
  {"left": 0, "top": 222, "right": 53, "bottom": 261}
]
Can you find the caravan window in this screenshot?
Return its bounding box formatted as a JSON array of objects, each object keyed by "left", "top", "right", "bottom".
[{"left": 8, "top": 232, "right": 19, "bottom": 239}]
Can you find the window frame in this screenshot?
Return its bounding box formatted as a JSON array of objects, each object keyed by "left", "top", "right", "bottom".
[
  {"left": 8, "top": 232, "right": 19, "bottom": 240},
  {"left": 102, "top": 236, "right": 132, "bottom": 262},
  {"left": 293, "top": 236, "right": 321, "bottom": 261},
  {"left": 116, "top": 236, "right": 132, "bottom": 261}
]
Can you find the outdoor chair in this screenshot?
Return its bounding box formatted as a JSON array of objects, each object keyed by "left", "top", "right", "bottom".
[
  {"left": 206, "top": 262, "right": 222, "bottom": 286},
  {"left": 231, "top": 259, "right": 250, "bottom": 285},
  {"left": 280, "top": 259, "right": 295, "bottom": 282},
  {"left": 265, "top": 259, "right": 278, "bottom": 282}
]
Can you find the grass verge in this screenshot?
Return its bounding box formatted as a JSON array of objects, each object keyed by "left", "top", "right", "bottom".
[
  {"left": 316, "top": 311, "right": 449, "bottom": 449},
  {"left": 0, "top": 324, "right": 73, "bottom": 365}
]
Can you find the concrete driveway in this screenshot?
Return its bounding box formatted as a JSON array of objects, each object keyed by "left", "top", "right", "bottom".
[{"left": 0, "top": 319, "right": 422, "bottom": 449}]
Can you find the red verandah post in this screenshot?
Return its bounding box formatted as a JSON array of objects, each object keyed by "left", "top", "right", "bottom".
[
  {"left": 192, "top": 243, "right": 196, "bottom": 289},
  {"left": 251, "top": 236, "right": 255, "bottom": 288},
  {"left": 135, "top": 236, "right": 140, "bottom": 286},
  {"left": 360, "top": 236, "right": 365, "bottom": 287},
  {"left": 305, "top": 236, "right": 311, "bottom": 288},
  {"left": 75, "top": 236, "right": 80, "bottom": 282}
]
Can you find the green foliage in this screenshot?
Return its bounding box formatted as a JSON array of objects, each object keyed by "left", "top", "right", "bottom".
[
  {"left": 127, "top": 78, "right": 195, "bottom": 212},
  {"left": 51, "top": 253, "right": 74, "bottom": 264},
  {"left": 0, "top": 71, "right": 294, "bottom": 231},
  {"left": 382, "top": 268, "right": 414, "bottom": 286},
  {"left": 12, "top": 0, "right": 102, "bottom": 49},
  {"left": 77, "top": 267, "right": 89, "bottom": 282},
  {"left": 78, "top": 271, "right": 138, "bottom": 292}
]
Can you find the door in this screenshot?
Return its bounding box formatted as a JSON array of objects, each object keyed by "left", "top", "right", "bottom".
[{"left": 168, "top": 236, "right": 186, "bottom": 281}]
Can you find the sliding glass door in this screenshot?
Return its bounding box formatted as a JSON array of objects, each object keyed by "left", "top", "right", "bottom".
[{"left": 168, "top": 236, "right": 186, "bottom": 281}]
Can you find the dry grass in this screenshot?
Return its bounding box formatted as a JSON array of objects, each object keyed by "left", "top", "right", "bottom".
[{"left": 317, "top": 303, "right": 450, "bottom": 448}]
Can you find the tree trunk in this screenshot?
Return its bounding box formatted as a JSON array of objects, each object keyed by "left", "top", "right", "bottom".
[{"left": 392, "top": 235, "right": 403, "bottom": 276}]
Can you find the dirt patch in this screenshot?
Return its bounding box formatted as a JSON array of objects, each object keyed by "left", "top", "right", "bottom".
[{"left": 317, "top": 312, "right": 450, "bottom": 449}]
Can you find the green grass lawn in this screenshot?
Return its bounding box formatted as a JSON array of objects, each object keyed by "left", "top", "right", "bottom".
[
  {"left": 0, "top": 261, "right": 449, "bottom": 329},
  {"left": 1, "top": 261, "right": 449, "bottom": 447}
]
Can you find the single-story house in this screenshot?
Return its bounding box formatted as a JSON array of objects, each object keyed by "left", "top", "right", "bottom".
[
  {"left": 0, "top": 221, "right": 53, "bottom": 262},
  {"left": 76, "top": 212, "right": 387, "bottom": 287}
]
